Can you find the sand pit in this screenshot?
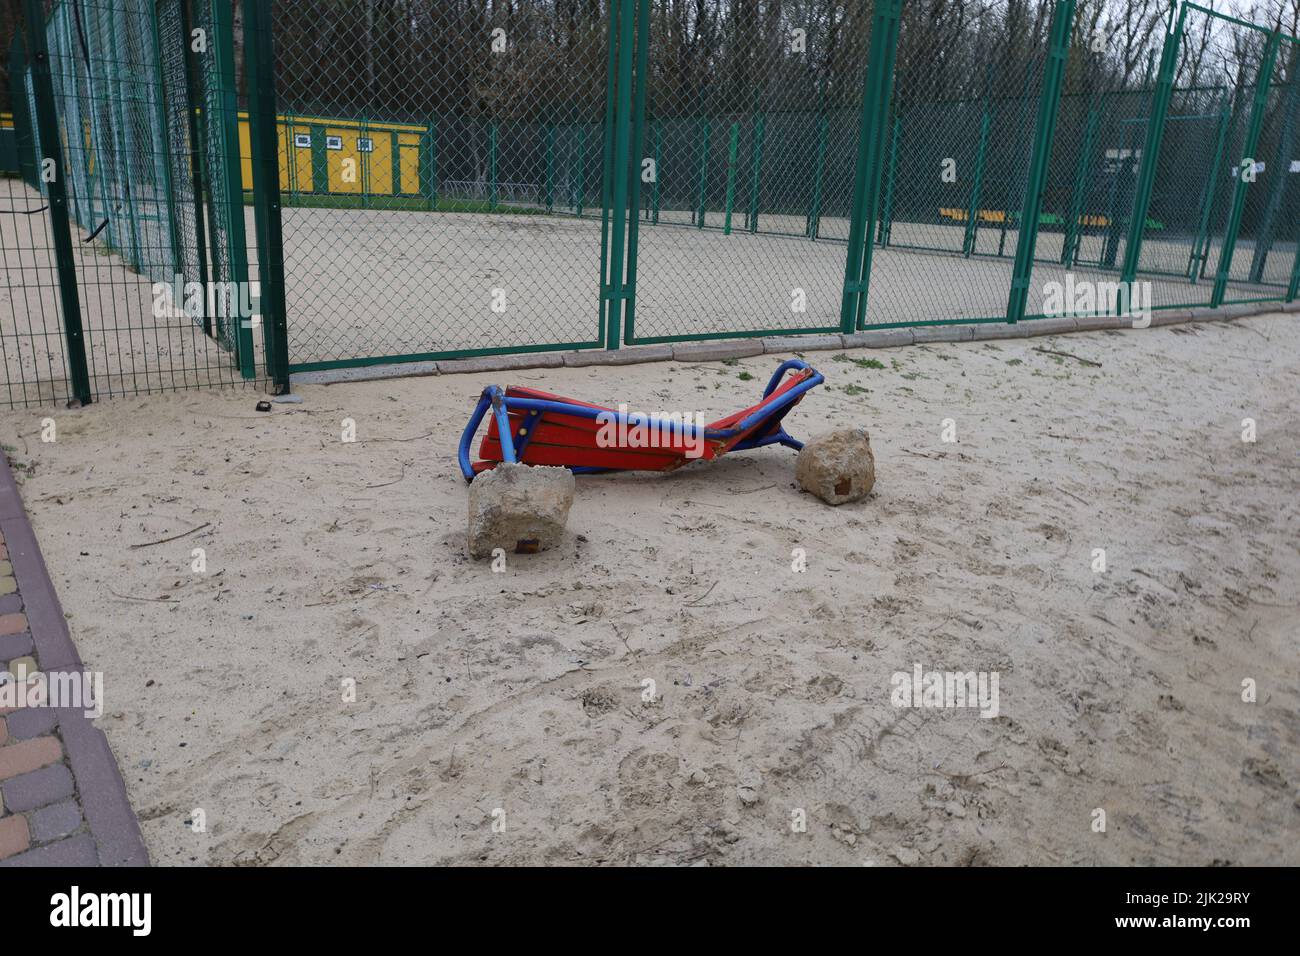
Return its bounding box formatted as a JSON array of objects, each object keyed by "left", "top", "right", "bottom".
[{"left": 1, "top": 315, "right": 1297, "bottom": 865}]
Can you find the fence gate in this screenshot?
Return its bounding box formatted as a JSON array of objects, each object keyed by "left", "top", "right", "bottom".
[{"left": 266, "top": 0, "right": 622, "bottom": 372}]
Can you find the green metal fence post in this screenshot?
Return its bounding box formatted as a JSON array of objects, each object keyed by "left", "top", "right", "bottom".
[
  {"left": 360, "top": 117, "right": 371, "bottom": 208},
  {"left": 1211, "top": 30, "right": 1280, "bottom": 306},
  {"left": 488, "top": 121, "right": 498, "bottom": 210},
  {"left": 1061, "top": 101, "right": 1101, "bottom": 266},
  {"left": 1189, "top": 100, "right": 1231, "bottom": 279},
  {"left": 179, "top": 0, "right": 212, "bottom": 334},
  {"left": 600, "top": 0, "right": 636, "bottom": 348},
  {"left": 147, "top": 9, "right": 184, "bottom": 276},
  {"left": 21, "top": 0, "right": 92, "bottom": 405},
  {"left": 103, "top": 1, "right": 142, "bottom": 269},
  {"left": 651, "top": 122, "right": 661, "bottom": 223},
  {"left": 806, "top": 114, "right": 828, "bottom": 239},
  {"left": 963, "top": 99, "right": 993, "bottom": 257},
  {"left": 620, "top": 0, "right": 650, "bottom": 342},
  {"left": 1248, "top": 43, "right": 1299, "bottom": 284},
  {"left": 1120, "top": 5, "right": 1186, "bottom": 287},
  {"left": 598, "top": 3, "right": 619, "bottom": 337},
  {"left": 208, "top": 0, "right": 255, "bottom": 377},
  {"left": 1005, "top": 0, "right": 1078, "bottom": 323},
  {"left": 423, "top": 117, "right": 438, "bottom": 209},
  {"left": 695, "top": 117, "right": 710, "bottom": 228},
  {"left": 545, "top": 121, "right": 556, "bottom": 212},
  {"left": 747, "top": 112, "right": 765, "bottom": 233},
  {"left": 242, "top": 0, "right": 290, "bottom": 393},
  {"left": 9, "top": 33, "right": 40, "bottom": 190},
  {"left": 878, "top": 113, "right": 901, "bottom": 246},
  {"left": 390, "top": 130, "right": 400, "bottom": 196},
  {"left": 577, "top": 122, "right": 588, "bottom": 217},
  {"left": 839, "top": 0, "right": 903, "bottom": 332},
  {"left": 1288, "top": 235, "right": 1300, "bottom": 301},
  {"left": 723, "top": 121, "right": 739, "bottom": 235}
]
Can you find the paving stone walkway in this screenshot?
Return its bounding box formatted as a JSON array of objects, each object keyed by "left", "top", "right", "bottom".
[{"left": 0, "top": 454, "right": 148, "bottom": 866}]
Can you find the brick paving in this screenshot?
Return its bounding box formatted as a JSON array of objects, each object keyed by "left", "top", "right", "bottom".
[{"left": 0, "top": 455, "right": 148, "bottom": 866}]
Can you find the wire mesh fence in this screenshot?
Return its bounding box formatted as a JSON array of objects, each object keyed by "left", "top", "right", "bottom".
[
  {"left": 3, "top": 0, "right": 1299, "bottom": 404},
  {"left": 2, "top": 0, "right": 254, "bottom": 409}
]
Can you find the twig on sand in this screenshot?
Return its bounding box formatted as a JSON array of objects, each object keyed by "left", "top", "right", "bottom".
[
  {"left": 364, "top": 464, "right": 407, "bottom": 489},
  {"left": 684, "top": 581, "right": 718, "bottom": 606},
  {"left": 108, "top": 587, "right": 175, "bottom": 603},
  {"left": 128, "top": 522, "right": 211, "bottom": 549},
  {"left": 1032, "top": 347, "right": 1102, "bottom": 367},
  {"left": 361, "top": 432, "right": 433, "bottom": 444}
]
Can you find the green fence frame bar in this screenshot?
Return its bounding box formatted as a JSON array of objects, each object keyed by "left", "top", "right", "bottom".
[
  {"left": 22, "top": 0, "right": 92, "bottom": 405},
  {"left": 1005, "top": 0, "right": 1077, "bottom": 323},
  {"left": 1120, "top": 5, "right": 1186, "bottom": 286},
  {"left": 840, "top": 0, "right": 903, "bottom": 332},
  {"left": 1211, "top": 29, "right": 1280, "bottom": 306},
  {"left": 746, "top": 113, "right": 765, "bottom": 233},
  {"left": 962, "top": 100, "right": 993, "bottom": 257},
  {"left": 242, "top": 0, "right": 289, "bottom": 392},
  {"left": 723, "top": 121, "right": 739, "bottom": 235},
  {"left": 620, "top": 0, "right": 650, "bottom": 343}
]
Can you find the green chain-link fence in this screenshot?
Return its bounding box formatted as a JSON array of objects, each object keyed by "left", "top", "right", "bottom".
[
  {"left": 3, "top": 1, "right": 1299, "bottom": 404},
  {"left": 2, "top": 0, "right": 257, "bottom": 408}
]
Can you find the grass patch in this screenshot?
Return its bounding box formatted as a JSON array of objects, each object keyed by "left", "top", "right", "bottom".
[{"left": 833, "top": 353, "right": 886, "bottom": 370}]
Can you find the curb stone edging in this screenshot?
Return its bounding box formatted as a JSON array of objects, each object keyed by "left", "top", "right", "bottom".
[
  {"left": 289, "top": 302, "right": 1293, "bottom": 387},
  {"left": 0, "top": 455, "right": 149, "bottom": 867}
]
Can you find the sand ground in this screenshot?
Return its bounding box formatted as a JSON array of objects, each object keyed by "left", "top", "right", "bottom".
[{"left": 0, "top": 313, "right": 1296, "bottom": 865}]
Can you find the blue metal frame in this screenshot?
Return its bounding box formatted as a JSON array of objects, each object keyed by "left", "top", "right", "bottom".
[{"left": 458, "top": 359, "right": 824, "bottom": 481}]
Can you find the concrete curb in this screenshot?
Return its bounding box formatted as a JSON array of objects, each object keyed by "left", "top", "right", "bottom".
[{"left": 290, "top": 301, "right": 1293, "bottom": 387}]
